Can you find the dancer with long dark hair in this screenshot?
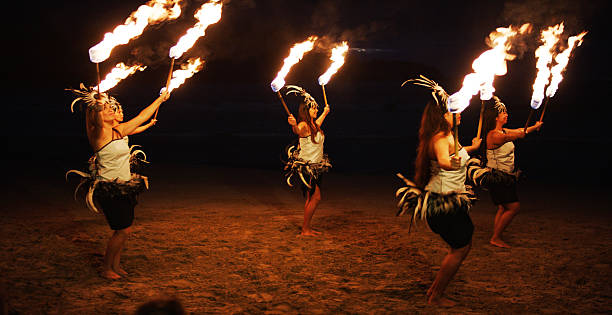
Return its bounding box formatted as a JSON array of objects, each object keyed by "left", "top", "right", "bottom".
[
  {"left": 397, "top": 77, "right": 480, "bottom": 306},
  {"left": 283, "top": 85, "right": 331, "bottom": 236},
  {"left": 477, "top": 96, "right": 542, "bottom": 248},
  {"left": 67, "top": 85, "right": 169, "bottom": 279}
]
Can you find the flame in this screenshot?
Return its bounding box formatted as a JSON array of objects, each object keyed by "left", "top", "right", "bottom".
[
  {"left": 545, "top": 31, "right": 587, "bottom": 98},
  {"left": 318, "top": 42, "right": 349, "bottom": 86},
  {"left": 98, "top": 63, "right": 147, "bottom": 92},
  {"left": 161, "top": 58, "right": 204, "bottom": 93},
  {"left": 270, "top": 36, "right": 318, "bottom": 92},
  {"left": 447, "top": 24, "right": 531, "bottom": 113},
  {"left": 529, "top": 23, "right": 565, "bottom": 109},
  {"left": 169, "top": 0, "right": 223, "bottom": 59},
  {"left": 89, "top": 0, "right": 182, "bottom": 63}
]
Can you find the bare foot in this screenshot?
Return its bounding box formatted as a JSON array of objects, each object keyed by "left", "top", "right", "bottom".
[
  {"left": 114, "top": 267, "right": 128, "bottom": 276},
  {"left": 101, "top": 269, "right": 121, "bottom": 280},
  {"left": 490, "top": 237, "right": 511, "bottom": 248},
  {"left": 428, "top": 295, "right": 456, "bottom": 307},
  {"left": 299, "top": 229, "right": 320, "bottom": 236}
]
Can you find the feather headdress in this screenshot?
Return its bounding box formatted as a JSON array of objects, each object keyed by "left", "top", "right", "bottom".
[
  {"left": 402, "top": 75, "right": 449, "bottom": 113},
  {"left": 285, "top": 85, "right": 319, "bottom": 109},
  {"left": 66, "top": 83, "right": 121, "bottom": 113},
  {"left": 492, "top": 95, "right": 507, "bottom": 113}
]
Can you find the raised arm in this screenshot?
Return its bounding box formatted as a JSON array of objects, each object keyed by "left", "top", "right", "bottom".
[
  {"left": 315, "top": 105, "right": 330, "bottom": 128},
  {"left": 115, "top": 92, "right": 169, "bottom": 137},
  {"left": 288, "top": 115, "right": 310, "bottom": 137},
  {"left": 130, "top": 119, "right": 157, "bottom": 135}
]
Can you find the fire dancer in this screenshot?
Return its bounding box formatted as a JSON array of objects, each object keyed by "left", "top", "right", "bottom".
[
  {"left": 284, "top": 85, "right": 331, "bottom": 236},
  {"left": 66, "top": 85, "right": 170, "bottom": 279},
  {"left": 396, "top": 76, "right": 480, "bottom": 306},
  {"left": 475, "top": 96, "right": 542, "bottom": 248}
]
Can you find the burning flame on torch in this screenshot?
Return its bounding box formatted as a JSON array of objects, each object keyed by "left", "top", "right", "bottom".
[
  {"left": 447, "top": 24, "right": 531, "bottom": 113},
  {"left": 545, "top": 31, "right": 587, "bottom": 98},
  {"left": 529, "top": 23, "right": 564, "bottom": 109},
  {"left": 160, "top": 58, "right": 204, "bottom": 94},
  {"left": 169, "top": 0, "right": 223, "bottom": 59},
  {"left": 89, "top": 0, "right": 182, "bottom": 63},
  {"left": 99, "top": 63, "right": 147, "bottom": 92},
  {"left": 318, "top": 42, "right": 349, "bottom": 86},
  {"left": 270, "top": 36, "right": 318, "bottom": 92}
]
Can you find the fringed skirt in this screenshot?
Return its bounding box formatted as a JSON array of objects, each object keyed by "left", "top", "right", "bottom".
[
  {"left": 395, "top": 174, "right": 475, "bottom": 249},
  {"left": 466, "top": 158, "right": 519, "bottom": 205},
  {"left": 66, "top": 171, "right": 148, "bottom": 230},
  {"left": 283, "top": 145, "right": 331, "bottom": 197}
]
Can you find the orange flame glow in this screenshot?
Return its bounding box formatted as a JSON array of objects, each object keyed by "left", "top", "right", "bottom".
[
  {"left": 545, "top": 31, "right": 587, "bottom": 98},
  {"left": 318, "top": 42, "right": 349, "bottom": 86},
  {"left": 169, "top": 0, "right": 223, "bottom": 59},
  {"left": 447, "top": 24, "right": 531, "bottom": 113},
  {"left": 99, "top": 63, "right": 147, "bottom": 92},
  {"left": 529, "top": 23, "right": 564, "bottom": 109},
  {"left": 270, "top": 36, "right": 318, "bottom": 92},
  {"left": 161, "top": 58, "right": 204, "bottom": 93},
  {"left": 89, "top": 0, "right": 182, "bottom": 63}
]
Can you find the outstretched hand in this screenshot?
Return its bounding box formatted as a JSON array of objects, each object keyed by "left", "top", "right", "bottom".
[
  {"left": 471, "top": 137, "right": 482, "bottom": 149},
  {"left": 533, "top": 121, "right": 543, "bottom": 131},
  {"left": 160, "top": 90, "right": 170, "bottom": 102},
  {"left": 323, "top": 105, "right": 330, "bottom": 115}
]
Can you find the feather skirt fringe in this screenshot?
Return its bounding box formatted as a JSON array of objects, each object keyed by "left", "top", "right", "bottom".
[
  {"left": 466, "top": 157, "right": 519, "bottom": 187},
  {"left": 395, "top": 174, "right": 475, "bottom": 223}
]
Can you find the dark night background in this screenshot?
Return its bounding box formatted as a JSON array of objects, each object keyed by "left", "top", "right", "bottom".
[{"left": 3, "top": 0, "right": 611, "bottom": 191}]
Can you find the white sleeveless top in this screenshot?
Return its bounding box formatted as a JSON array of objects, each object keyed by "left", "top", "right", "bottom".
[
  {"left": 298, "top": 132, "right": 324, "bottom": 163},
  {"left": 95, "top": 136, "right": 131, "bottom": 181},
  {"left": 487, "top": 141, "right": 515, "bottom": 173},
  {"left": 425, "top": 147, "right": 470, "bottom": 194}
]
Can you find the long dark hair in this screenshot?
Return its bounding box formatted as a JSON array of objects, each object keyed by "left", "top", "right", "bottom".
[
  {"left": 297, "top": 101, "right": 321, "bottom": 143},
  {"left": 479, "top": 102, "right": 501, "bottom": 162},
  {"left": 414, "top": 101, "right": 451, "bottom": 187}
]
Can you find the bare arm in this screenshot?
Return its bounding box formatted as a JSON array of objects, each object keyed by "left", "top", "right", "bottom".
[
  {"left": 432, "top": 134, "right": 460, "bottom": 170},
  {"left": 315, "top": 105, "right": 330, "bottom": 128},
  {"left": 463, "top": 137, "right": 482, "bottom": 153},
  {"left": 115, "top": 92, "right": 169, "bottom": 137},
  {"left": 130, "top": 119, "right": 157, "bottom": 135},
  {"left": 287, "top": 115, "right": 310, "bottom": 137}
]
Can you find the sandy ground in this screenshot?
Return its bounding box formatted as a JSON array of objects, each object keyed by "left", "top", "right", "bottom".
[{"left": 1, "top": 164, "right": 611, "bottom": 314}]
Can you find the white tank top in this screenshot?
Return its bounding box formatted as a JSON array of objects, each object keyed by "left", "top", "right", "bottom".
[
  {"left": 95, "top": 136, "right": 131, "bottom": 181},
  {"left": 298, "top": 131, "right": 324, "bottom": 163},
  {"left": 487, "top": 141, "right": 515, "bottom": 173},
  {"left": 425, "top": 147, "right": 469, "bottom": 194}
]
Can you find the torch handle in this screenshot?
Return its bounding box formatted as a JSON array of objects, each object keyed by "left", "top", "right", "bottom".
[
  {"left": 277, "top": 91, "right": 291, "bottom": 116},
  {"left": 321, "top": 85, "right": 328, "bottom": 107},
  {"left": 453, "top": 113, "right": 459, "bottom": 157},
  {"left": 524, "top": 108, "right": 534, "bottom": 132},
  {"left": 476, "top": 99, "right": 485, "bottom": 139},
  {"left": 96, "top": 63, "right": 101, "bottom": 94},
  {"left": 538, "top": 97, "right": 550, "bottom": 122},
  {"left": 155, "top": 59, "right": 176, "bottom": 120}
]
